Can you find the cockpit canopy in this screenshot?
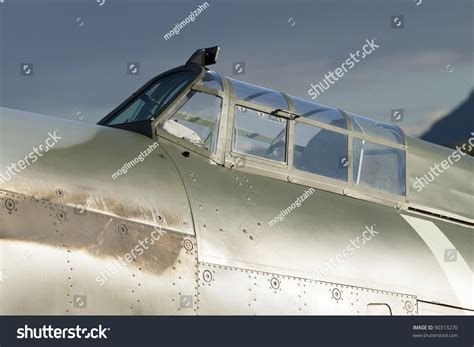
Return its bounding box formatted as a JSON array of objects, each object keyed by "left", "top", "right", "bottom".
[{"left": 100, "top": 65, "right": 407, "bottom": 198}]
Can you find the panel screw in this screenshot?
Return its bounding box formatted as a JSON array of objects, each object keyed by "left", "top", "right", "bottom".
[
  {"left": 155, "top": 213, "right": 164, "bottom": 224},
  {"left": 56, "top": 210, "right": 67, "bottom": 222},
  {"left": 183, "top": 239, "right": 193, "bottom": 251},
  {"left": 117, "top": 224, "right": 128, "bottom": 236},
  {"left": 332, "top": 288, "right": 342, "bottom": 300},
  {"left": 270, "top": 277, "right": 280, "bottom": 289},
  {"left": 203, "top": 270, "right": 213, "bottom": 282},
  {"left": 405, "top": 300, "right": 413, "bottom": 312},
  {"left": 5, "top": 199, "right": 15, "bottom": 211}
]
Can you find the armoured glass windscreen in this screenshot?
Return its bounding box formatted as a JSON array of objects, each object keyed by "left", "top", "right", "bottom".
[
  {"left": 293, "top": 122, "right": 348, "bottom": 181},
  {"left": 233, "top": 106, "right": 287, "bottom": 162},
  {"left": 290, "top": 96, "right": 347, "bottom": 129},
  {"left": 229, "top": 78, "right": 289, "bottom": 110},
  {"left": 353, "top": 139, "right": 406, "bottom": 195},
  {"left": 199, "top": 70, "right": 223, "bottom": 91},
  {"left": 107, "top": 71, "right": 195, "bottom": 125},
  {"left": 349, "top": 113, "right": 404, "bottom": 144},
  {"left": 160, "top": 91, "right": 222, "bottom": 153}
]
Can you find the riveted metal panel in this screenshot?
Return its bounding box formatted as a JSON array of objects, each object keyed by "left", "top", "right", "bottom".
[
  {"left": 0, "top": 191, "right": 198, "bottom": 314},
  {"left": 197, "top": 262, "right": 417, "bottom": 315},
  {"left": 0, "top": 109, "right": 195, "bottom": 235},
  {"left": 159, "top": 139, "right": 472, "bottom": 311}
]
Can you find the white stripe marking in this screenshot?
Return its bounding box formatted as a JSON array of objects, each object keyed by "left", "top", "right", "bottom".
[{"left": 402, "top": 214, "right": 473, "bottom": 309}]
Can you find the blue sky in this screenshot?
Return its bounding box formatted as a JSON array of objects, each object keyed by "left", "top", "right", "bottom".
[{"left": 1, "top": 0, "right": 472, "bottom": 136}]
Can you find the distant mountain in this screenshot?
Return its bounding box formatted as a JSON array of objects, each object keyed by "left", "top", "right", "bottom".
[{"left": 421, "top": 90, "right": 474, "bottom": 154}]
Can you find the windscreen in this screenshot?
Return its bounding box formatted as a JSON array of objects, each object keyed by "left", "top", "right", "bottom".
[{"left": 107, "top": 71, "right": 195, "bottom": 125}]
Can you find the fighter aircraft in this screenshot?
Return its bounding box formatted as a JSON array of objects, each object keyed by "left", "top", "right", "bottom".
[{"left": 0, "top": 46, "right": 472, "bottom": 315}]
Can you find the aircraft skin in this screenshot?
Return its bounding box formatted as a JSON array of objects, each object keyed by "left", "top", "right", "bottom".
[{"left": 0, "top": 48, "right": 473, "bottom": 315}]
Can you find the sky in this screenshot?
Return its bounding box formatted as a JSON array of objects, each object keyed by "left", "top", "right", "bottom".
[{"left": 0, "top": 0, "right": 472, "bottom": 137}]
